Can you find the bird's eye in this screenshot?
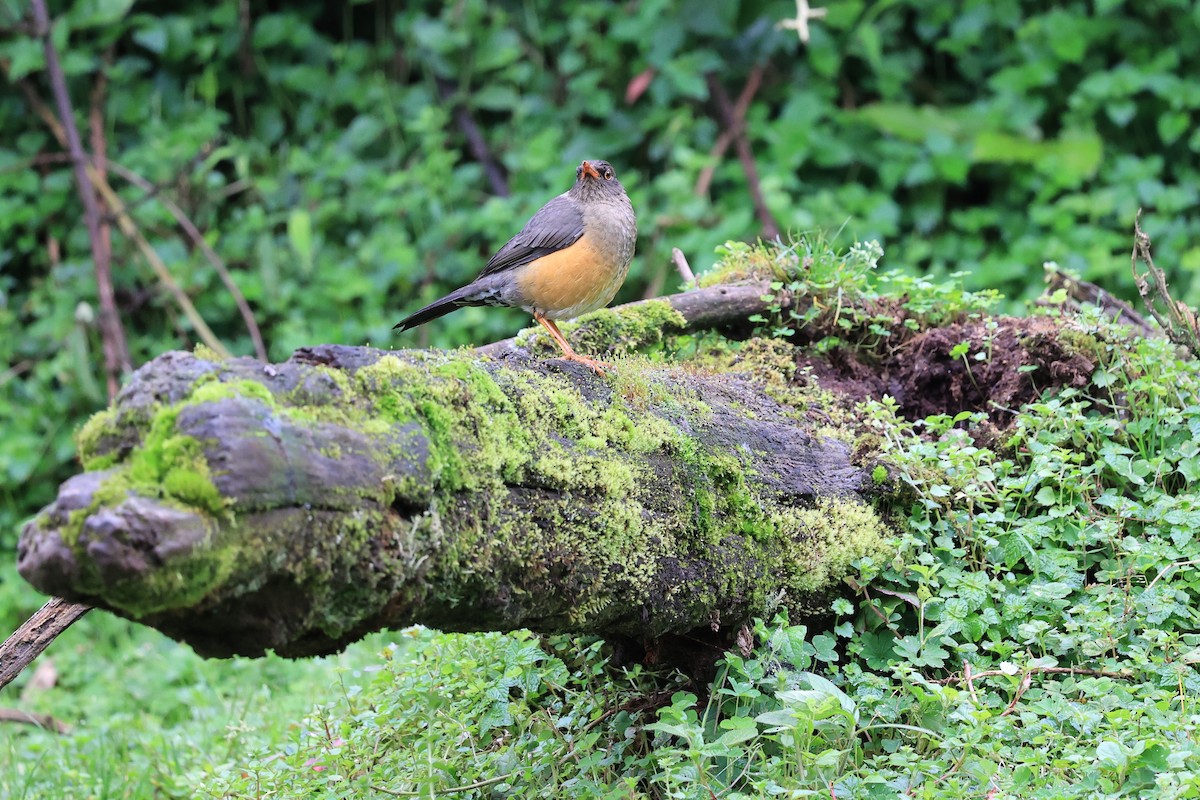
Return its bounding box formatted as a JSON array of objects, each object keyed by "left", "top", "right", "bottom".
[{"left": 603, "top": 169, "right": 613, "bottom": 180}]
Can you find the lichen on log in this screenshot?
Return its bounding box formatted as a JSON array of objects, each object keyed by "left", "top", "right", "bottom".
[{"left": 19, "top": 334, "right": 887, "bottom": 658}]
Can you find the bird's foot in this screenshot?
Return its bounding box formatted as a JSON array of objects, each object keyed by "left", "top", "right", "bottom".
[{"left": 556, "top": 351, "right": 612, "bottom": 376}]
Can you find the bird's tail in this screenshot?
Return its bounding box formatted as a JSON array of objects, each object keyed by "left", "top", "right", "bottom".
[{"left": 393, "top": 285, "right": 482, "bottom": 331}]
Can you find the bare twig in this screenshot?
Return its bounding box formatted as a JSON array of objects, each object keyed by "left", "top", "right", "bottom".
[
  {"left": 0, "top": 598, "right": 91, "bottom": 692},
  {"left": 89, "top": 46, "right": 117, "bottom": 391},
  {"left": 30, "top": 0, "right": 130, "bottom": 397},
  {"left": 705, "top": 72, "right": 781, "bottom": 241},
  {"left": 671, "top": 247, "right": 695, "bottom": 285},
  {"left": 237, "top": 0, "right": 256, "bottom": 78},
  {"left": 999, "top": 673, "right": 1031, "bottom": 717},
  {"left": 435, "top": 77, "right": 509, "bottom": 197},
  {"left": 106, "top": 161, "right": 268, "bottom": 360},
  {"left": 963, "top": 660, "right": 979, "bottom": 705},
  {"left": 1131, "top": 210, "right": 1200, "bottom": 356},
  {"left": 695, "top": 65, "right": 765, "bottom": 198}
]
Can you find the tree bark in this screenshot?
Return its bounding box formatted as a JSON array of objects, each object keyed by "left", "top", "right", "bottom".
[{"left": 17, "top": 289, "right": 888, "bottom": 659}]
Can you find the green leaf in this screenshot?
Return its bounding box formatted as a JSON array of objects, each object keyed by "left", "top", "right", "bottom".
[
  {"left": 287, "top": 208, "right": 315, "bottom": 275},
  {"left": 1159, "top": 110, "right": 1191, "bottom": 144},
  {"left": 70, "top": 0, "right": 135, "bottom": 28},
  {"left": 1096, "top": 740, "right": 1127, "bottom": 771},
  {"left": 0, "top": 38, "right": 45, "bottom": 81}
]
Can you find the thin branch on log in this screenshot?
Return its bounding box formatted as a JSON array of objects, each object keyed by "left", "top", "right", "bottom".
[
  {"left": 704, "top": 71, "right": 780, "bottom": 241},
  {"left": 106, "top": 160, "right": 268, "bottom": 361},
  {"left": 435, "top": 76, "right": 509, "bottom": 197},
  {"left": 477, "top": 282, "right": 788, "bottom": 359},
  {"left": 695, "top": 65, "right": 765, "bottom": 198},
  {"left": 1041, "top": 268, "right": 1154, "bottom": 337},
  {"left": 30, "top": 0, "right": 130, "bottom": 396},
  {"left": 0, "top": 598, "right": 91, "bottom": 692}
]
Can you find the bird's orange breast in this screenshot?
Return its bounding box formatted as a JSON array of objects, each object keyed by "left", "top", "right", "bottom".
[{"left": 515, "top": 234, "right": 625, "bottom": 318}]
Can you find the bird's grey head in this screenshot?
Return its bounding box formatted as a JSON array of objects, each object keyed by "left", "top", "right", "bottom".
[{"left": 569, "top": 159, "right": 626, "bottom": 201}]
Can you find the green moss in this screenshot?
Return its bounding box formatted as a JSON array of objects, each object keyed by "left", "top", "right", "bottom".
[
  {"left": 515, "top": 300, "right": 688, "bottom": 358},
  {"left": 189, "top": 377, "right": 277, "bottom": 406},
  {"left": 779, "top": 498, "right": 890, "bottom": 594},
  {"left": 57, "top": 344, "right": 892, "bottom": 632},
  {"left": 82, "top": 404, "right": 230, "bottom": 527},
  {"left": 696, "top": 240, "right": 797, "bottom": 287},
  {"left": 77, "top": 407, "right": 119, "bottom": 469},
  {"left": 192, "top": 343, "right": 228, "bottom": 362}
]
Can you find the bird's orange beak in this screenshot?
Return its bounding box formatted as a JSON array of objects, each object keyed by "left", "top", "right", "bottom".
[{"left": 580, "top": 160, "right": 600, "bottom": 180}]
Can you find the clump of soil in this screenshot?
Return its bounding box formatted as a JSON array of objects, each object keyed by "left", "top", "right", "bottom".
[{"left": 796, "top": 316, "right": 1096, "bottom": 426}]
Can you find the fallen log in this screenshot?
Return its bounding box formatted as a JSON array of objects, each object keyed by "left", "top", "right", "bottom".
[{"left": 17, "top": 327, "right": 886, "bottom": 659}]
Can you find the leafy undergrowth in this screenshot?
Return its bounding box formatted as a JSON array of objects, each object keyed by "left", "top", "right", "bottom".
[{"left": 7, "top": 301, "right": 1200, "bottom": 798}]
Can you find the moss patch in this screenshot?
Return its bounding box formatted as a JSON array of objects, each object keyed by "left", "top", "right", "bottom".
[{"left": 515, "top": 300, "right": 688, "bottom": 358}]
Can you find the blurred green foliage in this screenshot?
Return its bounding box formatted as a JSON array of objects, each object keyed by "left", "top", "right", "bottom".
[{"left": 2, "top": 0, "right": 1200, "bottom": 541}]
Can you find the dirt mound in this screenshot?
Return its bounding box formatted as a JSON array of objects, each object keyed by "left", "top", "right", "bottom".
[{"left": 797, "top": 317, "right": 1096, "bottom": 425}]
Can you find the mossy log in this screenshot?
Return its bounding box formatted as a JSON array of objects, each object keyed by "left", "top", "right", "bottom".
[{"left": 18, "top": 324, "right": 888, "bottom": 658}]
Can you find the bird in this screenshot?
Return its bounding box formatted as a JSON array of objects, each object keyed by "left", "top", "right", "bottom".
[{"left": 393, "top": 159, "right": 637, "bottom": 375}]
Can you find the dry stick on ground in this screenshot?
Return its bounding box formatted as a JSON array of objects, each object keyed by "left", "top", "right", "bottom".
[
  {"left": 30, "top": 0, "right": 130, "bottom": 397},
  {"left": 107, "top": 161, "right": 268, "bottom": 360},
  {"left": 0, "top": 598, "right": 91, "bottom": 693},
  {"left": 704, "top": 71, "right": 781, "bottom": 241},
  {"left": 1131, "top": 210, "right": 1200, "bottom": 356},
  {"left": 14, "top": 75, "right": 233, "bottom": 358},
  {"left": 435, "top": 76, "right": 509, "bottom": 198},
  {"left": 0, "top": 708, "right": 71, "bottom": 734},
  {"left": 695, "top": 65, "right": 765, "bottom": 198},
  {"left": 1042, "top": 268, "right": 1154, "bottom": 337}
]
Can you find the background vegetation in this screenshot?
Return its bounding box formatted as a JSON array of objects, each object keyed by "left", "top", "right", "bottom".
[{"left": 3, "top": 0, "right": 1200, "bottom": 797}]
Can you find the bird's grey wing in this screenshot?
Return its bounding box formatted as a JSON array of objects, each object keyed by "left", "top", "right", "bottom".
[{"left": 477, "top": 194, "right": 585, "bottom": 278}]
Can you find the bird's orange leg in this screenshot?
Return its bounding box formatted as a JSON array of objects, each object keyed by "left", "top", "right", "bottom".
[{"left": 533, "top": 313, "right": 611, "bottom": 375}]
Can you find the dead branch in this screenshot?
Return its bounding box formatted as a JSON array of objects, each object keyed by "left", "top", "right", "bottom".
[
  {"left": 1042, "top": 267, "right": 1154, "bottom": 336},
  {"left": 0, "top": 598, "right": 91, "bottom": 692},
  {"left": 476, "top": 281, "right": 789, "bottom": 359},
  {"left": 0, "top": 708, "right": 71, "bottom": 734},
  {"left": 1131, "top": 211, "right": 1200, "bottom": 356},
  {"left": 705, "top": 71, "right": 780, "bottom": 241},
  {"left": 30, "top": 0, "right": 130, "bottom": 396},
  {"left": 695, "top": 65, "right": 765, "bottom": 198},
  {"left": 671, "top": 248, "right": 695, "bottom": 285},
  {"left": 436, "top": 77, "right": 509, "bottom": 197}
]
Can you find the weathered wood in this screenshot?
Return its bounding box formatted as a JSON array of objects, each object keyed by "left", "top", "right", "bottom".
[
  {"left": 17, "top": 292, "right": 885, "bottom": 660},
  {"left": 0, "top": 598, "right": 90, "bottom": 692}
]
